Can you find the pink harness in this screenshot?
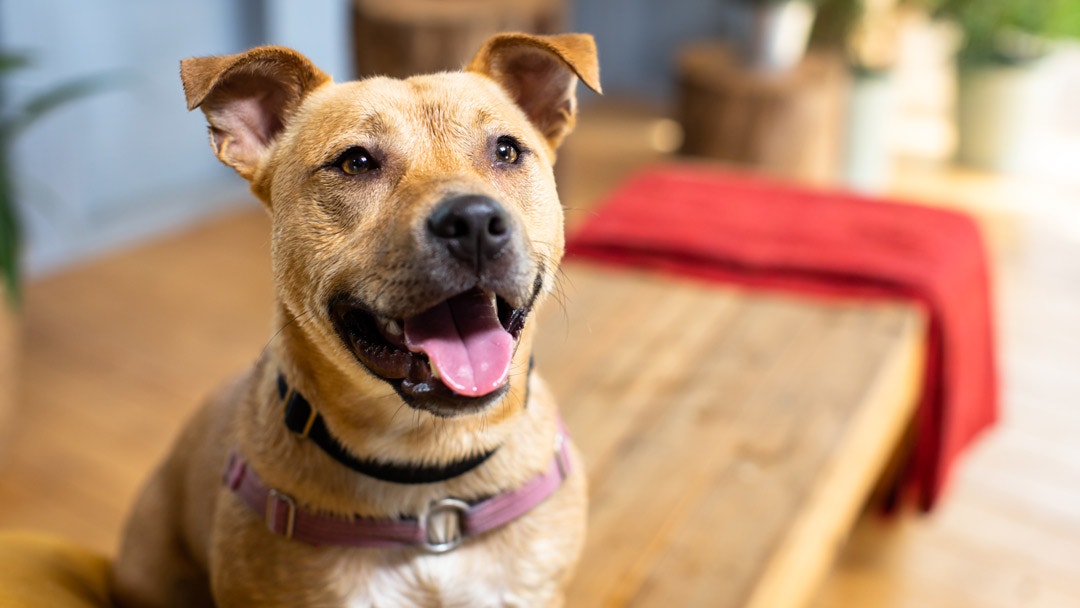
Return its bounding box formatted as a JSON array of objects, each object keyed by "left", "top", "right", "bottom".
[{"left": 223, "top": 427, "right": 571, "bottom": 553}]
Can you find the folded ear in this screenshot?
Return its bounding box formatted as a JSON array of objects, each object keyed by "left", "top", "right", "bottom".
[
  {"left": 468, "top": 33, "right": 601, "bottom": 152},
  {"left": 180, "top": 46, "right": 330, "bottom": 181}
]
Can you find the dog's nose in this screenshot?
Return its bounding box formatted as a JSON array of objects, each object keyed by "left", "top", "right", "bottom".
[{"left": 428, "top": 195, "right": 511, "bottom": 268}]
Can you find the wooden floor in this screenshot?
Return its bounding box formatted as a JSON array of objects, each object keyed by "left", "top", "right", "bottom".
[{"left": 1, "top": 99, "right": 1079, "bottom": 606}]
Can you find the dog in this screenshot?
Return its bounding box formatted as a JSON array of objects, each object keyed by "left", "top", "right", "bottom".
[{"left": 110, "top": 33, "right": 600, "bottom": 607}]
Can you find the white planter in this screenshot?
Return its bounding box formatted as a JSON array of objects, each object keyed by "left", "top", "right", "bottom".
[
  {"left": 955, "top": 64, "right": 1041, "bottom": 173},
  {"left": 842, "top": 71, "right": 898, "bottom": 193},
  {"left": 737, "top": 0, "right": 817, "bottom": 72}
]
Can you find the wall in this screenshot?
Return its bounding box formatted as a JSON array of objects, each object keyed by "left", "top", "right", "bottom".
[
  {"left": 571, "top": 0, "right": 733, "bottom": 98},
  {"left": 2, "top": 0, "right": 353, "bottom": 276}
]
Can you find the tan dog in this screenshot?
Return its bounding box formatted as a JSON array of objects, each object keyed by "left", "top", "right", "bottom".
[{"left": 110, "top": 33, "right": 600, "bottom": 607}]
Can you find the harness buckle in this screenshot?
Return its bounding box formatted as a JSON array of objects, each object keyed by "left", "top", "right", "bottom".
[
  {"left": 418, "top": 497, "right": 470, "bottom": 553},
  {"left": 283, "top": 391, "right": 318, "bottom": 439},
  {"left": 266, "top": 489, "right": 297, "bottom": 539},
  {"left": 553, "top": 432, "right": 570, "bottom": 480}
]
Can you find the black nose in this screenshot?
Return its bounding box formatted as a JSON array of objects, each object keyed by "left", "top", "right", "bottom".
[{"left": 427, "top": 195, "right": 512, "bottom": 268}]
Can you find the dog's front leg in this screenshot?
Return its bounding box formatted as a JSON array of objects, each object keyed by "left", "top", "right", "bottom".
[
  {"left": 208, "top": 493, "right": 354, "bottom": 607},
  {"left": 111, "top": 464, "right": 215, "bottom": 608}
]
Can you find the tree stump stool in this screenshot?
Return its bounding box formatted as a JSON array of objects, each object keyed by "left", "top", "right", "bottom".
[
  {"left": 352, "top": 0, "right": 566, "bottom": 79},
  {"left": 676, "top": 42, "right": 850, "bottom": 184}
]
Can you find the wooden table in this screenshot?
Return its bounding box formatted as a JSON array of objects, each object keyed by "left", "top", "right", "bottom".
[{"left": 535, "top": 264, "right": 925, "bottom": 608}]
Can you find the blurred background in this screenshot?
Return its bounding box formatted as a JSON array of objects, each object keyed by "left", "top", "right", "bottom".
[
  {"left": 2, "top": 0, "right": 1079, "bottom": 274},
  {"left": 1, "top": 0, "right": 1079, "bottom": 606}
]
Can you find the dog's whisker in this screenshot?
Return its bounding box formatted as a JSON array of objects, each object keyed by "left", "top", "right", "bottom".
[
  {"left": 258, "top": 310, "right": 315, "bottom": 360},
  {"left": 476, "top": 412, "right": 491, "bottom": 436},
  {"left": 388, "top": 400, "right": 411, "bottom": 426},
  {"left": 544, "top": 264, "right": 575, "bottom": 340}
]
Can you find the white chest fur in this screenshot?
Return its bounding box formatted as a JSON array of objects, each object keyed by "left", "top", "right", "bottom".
[{"left": 343, "top": 542, "right": 560, "bottom": 608}]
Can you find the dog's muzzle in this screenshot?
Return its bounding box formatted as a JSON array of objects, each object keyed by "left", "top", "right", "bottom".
[
  {"left": 329, "top": 272, "right": 543, "bottom": 417},
  {"left": 326, "top": 193, "right": 544, "bottom": 416}
]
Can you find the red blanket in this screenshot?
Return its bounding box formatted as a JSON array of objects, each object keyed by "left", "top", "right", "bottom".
[{"left": 565, "top": 165, "right": 998, "bottom": 510}]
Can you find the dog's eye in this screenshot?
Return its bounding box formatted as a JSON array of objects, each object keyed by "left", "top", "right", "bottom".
[
  {"left": 335, "top": 147, "right": 379, "bottom": 175},
  {"left": 494, "top": 137, "right": 521, "bottom": 164}
]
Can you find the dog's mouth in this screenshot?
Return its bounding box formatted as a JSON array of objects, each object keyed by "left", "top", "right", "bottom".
[{"left": 329, "top": 286, "right": 534, "bottom": 416}]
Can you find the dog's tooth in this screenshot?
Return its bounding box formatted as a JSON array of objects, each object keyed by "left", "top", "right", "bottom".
[{"left": 384, "top": 319, "right": 402, "bottom": 336}]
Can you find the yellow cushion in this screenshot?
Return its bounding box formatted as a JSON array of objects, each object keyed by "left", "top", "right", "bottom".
[{"left": 0, "top": 531, "right": 111, "bottom": 607}]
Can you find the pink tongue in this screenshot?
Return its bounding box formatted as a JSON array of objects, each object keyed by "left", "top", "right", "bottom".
[{"left": 403, "top": 291, "right": 514, "bottom": 397}]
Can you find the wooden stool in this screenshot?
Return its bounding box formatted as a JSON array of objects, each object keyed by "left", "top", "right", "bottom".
[
  {"left": 352, "top": 0, "right": 566, "bottom": 79},
  {"left": 676, "top": 42, "right": 849, "bottom": 184}
]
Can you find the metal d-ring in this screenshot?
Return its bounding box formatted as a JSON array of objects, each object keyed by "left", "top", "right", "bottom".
[{"left": 418, "top": 497, "right": 471, "bottom": 553}]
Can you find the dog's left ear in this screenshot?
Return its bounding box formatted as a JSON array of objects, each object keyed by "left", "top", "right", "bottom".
[
  {"left": 468, "top": 33, "right": 602, "bottom": 152},
  {"left": 180, "top": 46, "right": 331, "bottom": 185}
]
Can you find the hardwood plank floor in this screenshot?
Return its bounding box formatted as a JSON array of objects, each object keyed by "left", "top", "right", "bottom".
[
  {"left": 0, "top": 99, "right": 1077, "bottom": 606},
  {"left": 0, "top": 210, "right": 275, "bottom": 552}
]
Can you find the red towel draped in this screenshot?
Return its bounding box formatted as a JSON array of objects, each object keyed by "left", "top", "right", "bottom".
[{"left": 565, "top": 165, "right": 998, "bottom": 510}]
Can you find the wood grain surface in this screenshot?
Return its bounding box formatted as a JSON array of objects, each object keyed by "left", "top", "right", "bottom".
[{"left": 537, "top": 265, "right": 923, "bottom": 607}]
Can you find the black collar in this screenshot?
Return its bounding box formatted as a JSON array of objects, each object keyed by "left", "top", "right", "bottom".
[{"left": 277, "top": 374, "right": 497, "bottom": 485}]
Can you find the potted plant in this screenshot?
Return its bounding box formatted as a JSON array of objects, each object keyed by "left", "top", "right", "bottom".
[
  {"left": 0, "top": 53, "right": 113, "bottom": 452},
  {"left": 934, "top": 0, "right": 1080, "bottom": 170},
  {"left": 812, "top": 0, "right": 907, "bottom": 191},
  {"left": 733, "top": 0, "right": 821, "bottom": 71}
]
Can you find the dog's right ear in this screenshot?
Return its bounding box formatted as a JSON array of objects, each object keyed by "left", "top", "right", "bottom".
[
  {"left": 468, "top": 33, "right": 601, "bottom": 153},
  {"left": 180, "top": 46, "right": 330, "bottom": 182}
]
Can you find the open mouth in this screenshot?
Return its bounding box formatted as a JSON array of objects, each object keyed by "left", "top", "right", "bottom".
[{"left": 329, "top": 286, "right": 534, "bottom": 415}]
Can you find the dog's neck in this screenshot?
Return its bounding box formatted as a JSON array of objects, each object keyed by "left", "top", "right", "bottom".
[{"left": 274, "top": 371, "right": 501, "bottom": 484}]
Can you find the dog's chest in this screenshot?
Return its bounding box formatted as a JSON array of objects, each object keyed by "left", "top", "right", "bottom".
[
  {"left": 337, "top": 527, "right": 571, "bottom": 608},
  {"left": 342, "top": 552, "right": 540, "bottom": 608}
]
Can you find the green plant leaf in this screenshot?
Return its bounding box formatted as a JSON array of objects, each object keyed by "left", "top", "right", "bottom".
[
  {"left": 0, "top": 53, "right": 33, "bottom": 75},
  {"left": 0, "top": 158, "right": 19, "bottom": 308},
  {"left": 3, "top": 72, "right": 129, "bottom": 140},
  {"left": 0, "top": 65, "right": 128, "bottom": 307},
  {"left": 937, "top": 0, "right": 1080, "bottom": 65}
]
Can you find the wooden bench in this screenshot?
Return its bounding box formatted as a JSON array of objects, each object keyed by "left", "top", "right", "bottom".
[{"left": 535, "top": 264, "right": 925, "bottom": 607}]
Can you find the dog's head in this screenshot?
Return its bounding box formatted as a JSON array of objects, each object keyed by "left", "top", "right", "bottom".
[{"left": 181, "top": 34, "right": 599, "bottom": 420}]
